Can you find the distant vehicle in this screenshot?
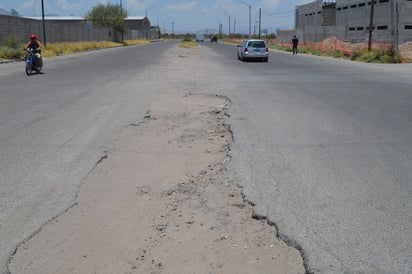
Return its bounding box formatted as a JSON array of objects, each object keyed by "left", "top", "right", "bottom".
[
  {"left": 210, "top": 36, "right": 218, "bottom": 42},
  {"left": 237, "top": 39, "right": 268, "bottom": 62},
  {"left": 196, "top": 33, "right": 204, "bottom": 42}
]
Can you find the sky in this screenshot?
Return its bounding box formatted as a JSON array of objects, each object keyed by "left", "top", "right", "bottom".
[{"left": 0, "top": 0, "right": 314, "bottom": 34}]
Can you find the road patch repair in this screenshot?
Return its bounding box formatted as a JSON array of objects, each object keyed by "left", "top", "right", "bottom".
[{"left": 9, "top": 46, "right": 304, "bottom": 274}]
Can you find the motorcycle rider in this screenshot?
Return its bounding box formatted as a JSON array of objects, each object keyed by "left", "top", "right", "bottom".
[{"left": 24, "top": 34, "right": 43, "bottom": 67}]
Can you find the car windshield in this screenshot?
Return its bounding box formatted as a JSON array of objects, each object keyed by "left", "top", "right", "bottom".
[{"left": 247, "top": 41, "right": 265, "bottom": 48}]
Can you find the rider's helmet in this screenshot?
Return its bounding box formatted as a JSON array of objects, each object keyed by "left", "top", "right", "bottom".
[{"left": 30, "top": 34, "right": 36, "bottom": 40}]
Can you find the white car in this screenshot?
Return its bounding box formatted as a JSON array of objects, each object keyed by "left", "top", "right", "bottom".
[{"left": 237, "top": 39, "right": 269, "bottom": 62}]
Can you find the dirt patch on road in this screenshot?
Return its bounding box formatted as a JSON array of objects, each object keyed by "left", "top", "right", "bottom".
[{"left": 9, "top": 46, "right": 304, "bottom": 274}]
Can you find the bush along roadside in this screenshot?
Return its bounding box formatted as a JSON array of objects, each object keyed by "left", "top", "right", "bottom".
[
  {"left": 350, "top": 47, "right": 403, "bottom": 63},
  {"left": 0, "top": 36, "right": 24, "bottom": 60},
  {"left": 0, "top": 37, "right": 150, "bottom": 61},
  {"left": 269, "top": 37, "right": 406, "bottom": 64}
]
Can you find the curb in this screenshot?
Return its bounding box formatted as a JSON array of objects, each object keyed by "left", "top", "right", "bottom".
[{"left": 0, "top": 59, "right": 21, "bottom": 64}]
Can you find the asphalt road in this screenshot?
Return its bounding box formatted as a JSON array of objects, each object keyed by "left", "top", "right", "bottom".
[
  {"left": 199, "top": 42, "right": 412, "bottom": 274},
  {"left": 0, "top": 41, "right": 178, "bottom": 274},
  {"left": 1, "top": 40, "right": 411, "bottom": 274}
]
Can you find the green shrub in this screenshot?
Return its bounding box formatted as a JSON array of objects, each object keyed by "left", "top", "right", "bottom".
[
  {"left": 350, "top": 47, "right": 403, "bottom": 63},
  {"left": 182, "top": 33, "right": 193, "bottom": 42},
  {"left": 393, "top": 54, "right": 404, "bottom": 63},
  {"left": 232, "top": 33, "right": 242, "bottom": 39},
  {"left": 0, "top": 36, "right": 24, "bottom": 59},
  {"left": 300, "top": 46, "right": 321, "bottom": 56},
  {"left": 269, "top": 44, "right": 290, "bottom": 52},
  {"left": 328, "top": 50, "right": 345, "bottom": 58},
  {"left": 361, "top": 51, "right": 378, "bottom": 62},
  {"left": 1, "top": 35, "right": 23, "bottom": 49},
  {"left": 379, "top": 54, "right": 395, "bottom": 63},
  {"left": 0, "top": 46, "right": 23, "bottom": 59}
]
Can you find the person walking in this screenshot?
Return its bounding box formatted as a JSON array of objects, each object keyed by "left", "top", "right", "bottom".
[{"left": 292, "top": 35, "right": 299, "bottom": 55}]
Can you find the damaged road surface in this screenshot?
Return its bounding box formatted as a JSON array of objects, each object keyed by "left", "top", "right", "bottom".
[
  {"left": 5, "top": 44, "right": 304, "bottom": 273},
  {"left": 3, "top": 41, "right": 411, "bottom": 274},
  {"left": 9, "top": 93, "right": 304, "bottom": 273}
]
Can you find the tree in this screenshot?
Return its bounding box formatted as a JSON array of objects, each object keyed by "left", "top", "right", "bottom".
[
  {"left": 85, "top": 3, "right": 128, "bottom": 33},
  {"left": 11, "top": 9, "right": 19, "bottom": 16}
]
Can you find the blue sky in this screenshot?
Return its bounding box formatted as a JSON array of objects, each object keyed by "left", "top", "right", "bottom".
[{"left": 1, "top": 0, "right": 313, "bottom": 34}]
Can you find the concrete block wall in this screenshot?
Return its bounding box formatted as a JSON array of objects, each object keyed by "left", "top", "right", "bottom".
[
  {"left": 276, "top": 29, "right": 299, "bottom": 44},
  {"left": 398, "top": 0, "right": 412, "bottom": 42},
  {"left": 337, "top": 0, "right": 394, "bottom": 42},
  {"left": 294, "top": 0, "right": 412, "bottom": 44},
  {"left": 1, "top": 15, "right": 120, "bottom": 44}
]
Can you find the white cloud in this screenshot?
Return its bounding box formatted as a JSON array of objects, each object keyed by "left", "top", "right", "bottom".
[
  {"left": 259, "top": 0, "right": 281, "bottom": 8},
  {"left": 165, "top": 1, "right": 198, "bottom": 11},
  {"left": 201, "top": 6, "right": 211, "bottom": 12},
  {"left": 125, "top": 0, "right": 145, "bottom": 11},
  {"left": 213, "top": 0, "right": 234, "bottom": 9},
  {"left": 261, "top": 0, "right": 280, "bottom": 6},
  {"left": 22, "top": 1, "right": 34, "bottom": 9},
  {"left": 56, "top": 0, "right": 83, "bottom": 12},
  {"left": 56, "top": 0, "right": 70, "bottom": 10}
]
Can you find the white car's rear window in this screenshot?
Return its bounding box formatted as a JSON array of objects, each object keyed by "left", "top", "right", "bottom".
[{"left": 247, "top": 41, "right": 266, "bottom": 48}]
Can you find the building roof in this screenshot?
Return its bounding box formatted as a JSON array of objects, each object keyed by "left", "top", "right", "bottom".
[
  {"left": 22, "top": 16, "right": 84, "bottom": 20},
  {"left": 21, "top": 16, "right": 146, "bottom": 21}
]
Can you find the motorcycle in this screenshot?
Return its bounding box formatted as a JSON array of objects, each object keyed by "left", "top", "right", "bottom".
[{"left": 24, "top": 48, "right": 43, "bottom": 76}]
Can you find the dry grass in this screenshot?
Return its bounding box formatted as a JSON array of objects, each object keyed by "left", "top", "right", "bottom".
[
  {"left": 271, "top": 37, "right": 410, "bottom": 63},
  {"left": 179, "top": 41, "right": 197, "bottom": 49},
  {"left": 42, "top": 41, "right": 121, "bottom": 57},
  {"left": 399, "top": 41, "right": 412, "bottom": 61},
  {"left": 123, "top": 39, "right": 150, "bottom": 46},
  {"left": 0, "top": 39, "right": 152, "bottom": 60}
]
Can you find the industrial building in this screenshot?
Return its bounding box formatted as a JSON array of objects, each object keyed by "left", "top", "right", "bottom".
[{"left": 279, "top": 0, "right": 412, "bottom": 46}]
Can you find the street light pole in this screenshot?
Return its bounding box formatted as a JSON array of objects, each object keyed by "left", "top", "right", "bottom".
[
  {"left": 241, "top": 1, "right": 251, "bottom": 38},
  {"left": 223, "top": 13, "right": 231, "bottom": 37},
  {"left": 145, "top": 6, "right": 153, "bottom": 39}
]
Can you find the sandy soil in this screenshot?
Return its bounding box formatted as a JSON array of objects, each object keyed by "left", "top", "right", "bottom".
[{"left": 9, "top": 45, "right": 305, "bottom": 274}]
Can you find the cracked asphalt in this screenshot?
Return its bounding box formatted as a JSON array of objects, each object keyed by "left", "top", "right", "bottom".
[{"left": 1, "top": 40, "right": 412, "bottom": 274}]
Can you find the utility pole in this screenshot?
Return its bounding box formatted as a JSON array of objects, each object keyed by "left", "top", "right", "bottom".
[
  {"left": 229, "top": 15, "right": 231, "bottom": 36},
  {"left": 368, "top": 0, "right": 375, "bottom": 51},
  {"left": 391, "top": 0, "right": 399, "bottom": 54},
  {"left": 120, "top": 0, "right": 123, "bottom": 43},
  {"left": 234, "top": 18, "right": 236, "bottom": 34},
  {"left": 258, "top": 8, "right": 261, "bottom": 39},
  {"left": 248, "top": 5, "right": 251, "bottom": 38},
  {"left": 41, "top": 0, "right": 46, "bottom": 47},
  {"left": 171, "top": 21, "right": 174, "bottom": 38}
]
